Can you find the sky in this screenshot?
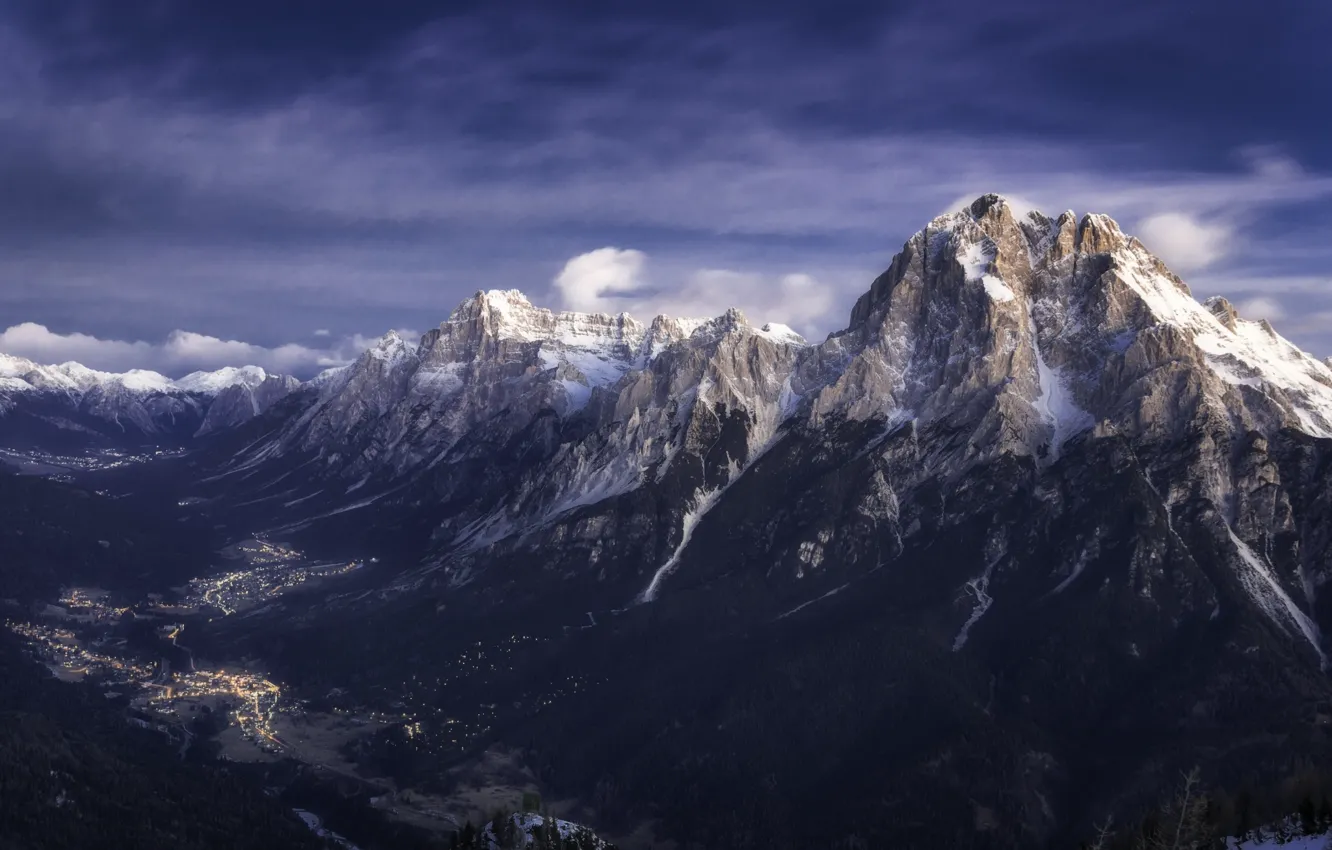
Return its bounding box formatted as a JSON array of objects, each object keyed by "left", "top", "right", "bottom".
[{"left": 2, "top": 0, "right": 1331, "bottom": 377}]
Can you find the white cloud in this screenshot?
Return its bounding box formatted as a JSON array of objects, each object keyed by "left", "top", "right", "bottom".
[
  {"left": 550, "top": 249, "right": 839, "bottom": 335},
  {"left": 552, "top": 248, "right": 650, "bottom": 313},
  {"left": 0, "top": 322, "right": 154, "bottom": 368},
  {"left": 1235, "top": 296, "right": 1287, "bottom": 322},
  {"left": 1134, "top": 212, "right": 1232, "bottom": 272},
  {"left": 1238, "top": 146, "right": 1305, "bottom": 181},
  {"left": 313, "top": 328, "right": 331, "bottom": 337},
  {"left": 0, "top": 323, "right": 364, "bottom": 377}
]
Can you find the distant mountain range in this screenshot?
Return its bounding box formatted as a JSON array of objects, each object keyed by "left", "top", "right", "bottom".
[{"left": 0, "top": 357, "right": 301, "bottom": 444}]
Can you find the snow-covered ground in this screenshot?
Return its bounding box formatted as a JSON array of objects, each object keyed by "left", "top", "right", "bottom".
[
  {"left": 293, "top": 808, "right": 362, "bottom": 849},
  {"left": 1229, "top": 823, "right": 1331, "bottom": 849},
  {"left": 482, "top": 812, "right": 611, "bottom": 849}
]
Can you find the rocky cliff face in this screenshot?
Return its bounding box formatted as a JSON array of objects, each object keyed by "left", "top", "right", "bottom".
[{"left": 193, "top": 371, "right": 302, "bottom": 436}]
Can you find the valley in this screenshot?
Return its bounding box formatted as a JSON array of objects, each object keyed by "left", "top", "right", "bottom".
[
  {"left": 5, "top": 539, "right": 368, "bottom": 756},
  {"left": 2, "top": 509, "right": 591, "bottom": 845}
]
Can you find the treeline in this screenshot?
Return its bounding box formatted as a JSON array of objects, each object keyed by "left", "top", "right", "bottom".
[
  {"left": 447, "top": 809, "right": 615, "bottom": 850},
  {"left": 1083, "top": 765, "right": 1332, "bottom": 849}
]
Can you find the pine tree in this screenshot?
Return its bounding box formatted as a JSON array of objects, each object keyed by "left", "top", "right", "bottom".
[
  {"left": 522, "top": 791, "right": 543, "bottom": 813},
  {"left": 1134, "top": 767, "right": 1213, "bottom": 850},
  {"left": 1235, "top": 788, "right": 1254, "bottom": 840},
  {"left": 1300, "top": 796, "right": 1318, "bottom": 835},
  {"left": 541, "top": 812, "right": 560, "bottom": 849}
]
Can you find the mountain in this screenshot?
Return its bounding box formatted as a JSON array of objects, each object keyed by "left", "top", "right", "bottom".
[
  {"left": 0, "top": 357, "right": 300, "bottom": 447},
  {"left": 190, "top": 369, "right": 303, "bottom": 436},
  {"left": 46, "top": 195, "right": 1332, "bottom": 848},
  {"left": 199, "top": 194, "right": 1332, "bottom": 607}
]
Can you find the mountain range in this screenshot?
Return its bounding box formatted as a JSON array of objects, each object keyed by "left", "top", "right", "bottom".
[
  {"left": 7, "top": 194, "right": 1332, "bottom": 848},
  {"left": 0, "top": 357, "right": 301, "bottom": 444}
]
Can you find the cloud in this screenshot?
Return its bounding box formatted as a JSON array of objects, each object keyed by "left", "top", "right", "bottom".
[
  {"left": 0, "top": 323, "right": 365, "bottom": 377},
  {"left": 1235, "top": 296, "right": 1286, "bottom": 322},
  {"left": 1134, "top": 212, "right": 1232, "bottom": 272},
  {"left": 5, "top": 11, "right": 1332, "bottom": 250},
  {"left": 313, "top": 328, "right": 331, "bottom": 337},
  {"left": 0, "top": 323, "right": 153, "bottom": 368},
  {"left": 553, "top": 248, "right": 650, "bottom": 313},
  {"left": 2, "top": 7, "right": 1332, "bottom": 358},
  {"left": 1195, "top": 275, "right": 1332, "bottom": 295},
  {"left": 550, "top": 249, "right": 839, "bottom": 335}
]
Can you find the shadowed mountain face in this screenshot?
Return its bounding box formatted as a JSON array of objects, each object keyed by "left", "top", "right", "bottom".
[{"left": 32, "top": 196, "right": 1332, "bottom": 847}]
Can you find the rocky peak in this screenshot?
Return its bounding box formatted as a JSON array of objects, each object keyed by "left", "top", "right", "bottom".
[
  {"left": 1204, "top": 296, "right": 1240, "bottom": 331},
  {"left": 195, "top": 372, "right": 302, "bottom": 436},
  {"left": 366, "top": 329, "right": 416, "bottom": 362},
  {"left": 811, "top": 194, "right": 1332, "bottom": 474},
  {"left": 968, "top": 192, "right": 1007, "bottom": 219},
  {"left": 175, "top": 365, "right": 274, "bottom": 396},
  {"left": 1075, "top": 212, "right": 1127, "bottom": 254},
  {"left": 688, "top": 307, "right": 751, "bottom": 343}
]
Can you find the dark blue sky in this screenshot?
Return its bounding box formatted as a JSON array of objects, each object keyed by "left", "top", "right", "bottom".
[{"left": 2, "top": 0, "right": 1331, "bottom": 374}]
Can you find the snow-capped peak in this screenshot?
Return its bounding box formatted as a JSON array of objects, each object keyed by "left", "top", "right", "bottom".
[
  {"left": 1, "top": 353, "right": 284, "bottom": 397},
  {"left": 113, "top": 369, "right": 175, "bottom": 393},
  {"left": 757, "top": 323, "right": 807, "bottom": 346},
  {"left": 174, "top": 365, "right": 271, "bottom": 395},
  {"left": 362, "top": 330, "right": 419, "bottom": 371},
  {"left": 0, "top": 352, "right": 36, "bottom": 376},
  {"left": 0, "top": 356, "right": 174, "bottom": 395},
  {"left": 0, "top": 352, "right": 306, "bottom": 438}
]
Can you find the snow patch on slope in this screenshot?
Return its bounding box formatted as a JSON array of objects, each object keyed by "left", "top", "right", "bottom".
[
  {"left": 959, "top": 240, "right": 1015, "bottom": 303},
  {"left": 959, "top": 241, "right": 993, "bottom": 280},
  {"left": 983, "top": 277, "right": 1016, "bottom": 302},
  {"left": 1029, "top": 313, "right": 1093, "bottom": 459},
  {"left": 639, "top": 484, "right": 726, "bottom": 603},
  {"left": 755, "top": 323, "right": 808, "bottom": 346},
  {"left": 953, "top": 554, "right": 1000, "bottom": 651}
]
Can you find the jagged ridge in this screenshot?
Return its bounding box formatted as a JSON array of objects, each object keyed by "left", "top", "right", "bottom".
[{"left": 0, "top": 356, "right": 300, "bottom": 440}]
